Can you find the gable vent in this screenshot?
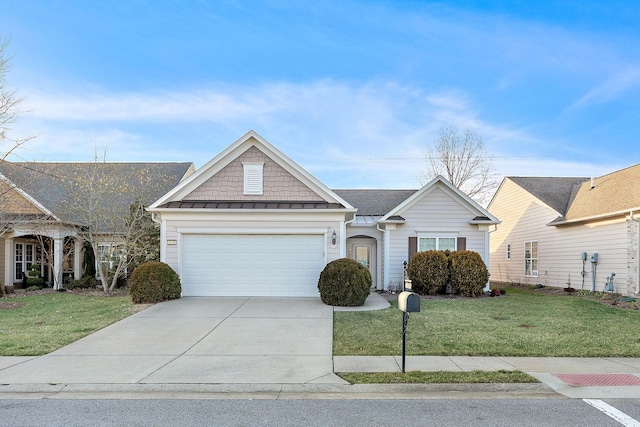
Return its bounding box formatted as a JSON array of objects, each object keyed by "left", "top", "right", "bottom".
[{"left": 243, "top": 162, "right": 264, "bottom": 195}]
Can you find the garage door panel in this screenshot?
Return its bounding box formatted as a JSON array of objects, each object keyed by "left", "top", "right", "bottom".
[{"left": 181, "top": 234, "right": 324, "bottom": 297}]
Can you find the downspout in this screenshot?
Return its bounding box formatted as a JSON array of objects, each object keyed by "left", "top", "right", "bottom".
[
  {"left": 376, "top": 222, "right": 388, "bottom": 291},
  {"left": 631, "top": 211, "right": 640, "bottom": 295}
]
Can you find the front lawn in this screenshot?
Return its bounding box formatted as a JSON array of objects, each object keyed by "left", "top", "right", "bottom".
[
  {"left": 334, "top": 286, "right": 640, "bottom": 357},
  {"left": 0, "top": 291, "right": 144, "bottom": 356}
]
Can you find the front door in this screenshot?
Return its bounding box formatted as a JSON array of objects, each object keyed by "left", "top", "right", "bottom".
[{"left": 348, "top": 237, "right": 376, "bottom": 288}]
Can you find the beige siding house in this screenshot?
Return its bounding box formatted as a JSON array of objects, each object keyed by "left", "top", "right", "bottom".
[
  {"left": 488, "top": 165, "right": 640, "bottom": 296},
  {"left": 149, "top": 130, "right": 500, "bottom": 297},
  {"left": 0, "top": 162, "right": 194, "bottom": 291}
]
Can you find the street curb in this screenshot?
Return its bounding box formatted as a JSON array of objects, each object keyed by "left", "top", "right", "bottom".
[{"left": 0, "top": 382, "right": 560, "bottom": 400}]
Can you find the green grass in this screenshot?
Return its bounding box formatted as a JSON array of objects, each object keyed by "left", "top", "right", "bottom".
[
  {"left": 334, "top": 287, "right": 640, "bottom": 357},
  {"left": 0, "top": 292, "right": 142, "bottom": 356},
  {"left": 337, "top": 370, "right": 538, "bottom": 384}
]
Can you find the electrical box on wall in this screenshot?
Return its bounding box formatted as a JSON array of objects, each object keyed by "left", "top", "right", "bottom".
[
  {"left": 591, "top": 253, "right": 598, "bottom": 263},
  {"left": 581, "top": 252, "right": 587, "bottom": 260}
]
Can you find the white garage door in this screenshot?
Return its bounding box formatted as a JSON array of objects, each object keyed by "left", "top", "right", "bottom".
[{"left": 181, "top": 234, "right": 325, "bottom": 297}]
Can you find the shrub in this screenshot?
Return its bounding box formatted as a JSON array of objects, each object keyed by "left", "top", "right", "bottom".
[
  {"left": 407, "top": 250, "right": 449, "bottom": 295},
  {"left": 129, "top": 261, "right": 181, "bottom": 304},
  {"left": 449, "top": 250, "right": 489, "bottom": 297},
  {"left": 25, "top": 285, "right": 42, "bottom": 292},
  {"left": 26, "top": 277, "right": 45, "bottom": 287},
  {"left": 66, "top": 276, "right": 101, "bottom": 290},
  {"left": 318, "top": 258, "right": 372, "bottom": 306}
]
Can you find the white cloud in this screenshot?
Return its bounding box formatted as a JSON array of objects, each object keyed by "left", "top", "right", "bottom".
[
  {"left": 14, "top": 78, "right": 621, "bottom": 188},
  {"left": 571, "top": 66, "right": 640, "bottom": 108}
]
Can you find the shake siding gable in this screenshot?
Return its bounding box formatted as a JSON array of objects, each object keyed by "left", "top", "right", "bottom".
[
  {"left": 386, "top": 185, "right": 488, "bottom": 288},
  {"left": 183, "top": 145, "right": 324, "bottom": 202}
]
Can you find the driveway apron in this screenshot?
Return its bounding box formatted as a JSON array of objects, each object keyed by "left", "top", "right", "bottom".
[{"left": 0, "top": 297, "right": 343, "bottom": 385}]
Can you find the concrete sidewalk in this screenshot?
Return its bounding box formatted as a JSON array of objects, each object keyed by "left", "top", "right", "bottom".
[{"left": 333, "top": 355, "right": 640, "bottom": 398}]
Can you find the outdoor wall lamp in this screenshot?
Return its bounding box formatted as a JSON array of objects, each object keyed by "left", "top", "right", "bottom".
[{"left": 331, "top": 230, "right": 337, "bottom": 247}]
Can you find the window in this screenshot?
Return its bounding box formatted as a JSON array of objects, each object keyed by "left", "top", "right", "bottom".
[
  {"left": 418, "top": 234, "right": 457, "bottom": 252},
  {"left": 506, "top": 243, "right": 511, "bottom": 260},
  {"left": 14, "top": 242, "right": 42, "bottom": 282},
  {"left": 243, "top": 162, "right": 264, "bottom": 195},
  {"left": 524, "top": 241, "right": 538, "bottom": 277}
]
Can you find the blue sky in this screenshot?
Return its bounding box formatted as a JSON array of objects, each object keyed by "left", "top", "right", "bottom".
[{"left": 2, "top": 0, "right": 639, "bottom": 189}]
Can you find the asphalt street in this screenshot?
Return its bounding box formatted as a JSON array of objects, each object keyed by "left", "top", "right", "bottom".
[{"left": 2, "top": 398, "right": 640, "bottom": 427}]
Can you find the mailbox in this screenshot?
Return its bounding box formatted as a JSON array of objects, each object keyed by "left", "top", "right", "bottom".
[{"left": 398, "top": 291, "right": 420, "bottom": 312}]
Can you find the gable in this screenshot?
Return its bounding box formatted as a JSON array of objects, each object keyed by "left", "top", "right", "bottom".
[
  {"left": 183, "top": 145, "right": 324, "bottom": 202},
  {"left": 150, "top": 131, "right": 355, "bottom": 211},
  {"left": 506, "top": 176, "right": 588, "bottom": 216},
  {"left": 0, "top": 180, "right": 47, "bottom": 216},
  {"left": 402, "top": 186, "right": 479, "bottom": 223},
  {"left": 381, "top": 176, "right": 499, "bottom": 224}
]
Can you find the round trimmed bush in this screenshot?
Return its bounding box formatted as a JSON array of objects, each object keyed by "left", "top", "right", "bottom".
[
  {"left": 318, "top": 258, "right": 372, "bottom": 306},
  {"left": 449, "top": 251, "right": 489, "bottom": 297},
  {"left": 407, "top": 250, "right": 449, "bottom": 295},
  {"left": 129, "top": 261, "right": 181, "bottom": 304}
]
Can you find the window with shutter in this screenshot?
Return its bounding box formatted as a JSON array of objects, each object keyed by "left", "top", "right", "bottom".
[
  {"left": 243, "top": 163, "right": 264, "bottom": 195},
  {"left": 417, "top": 233, "right": 459, "bottom": 251}
]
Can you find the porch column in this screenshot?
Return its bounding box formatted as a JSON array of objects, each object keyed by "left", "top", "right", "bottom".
[
  {"left": 382, "top": 224, "right": 395, "bottom": 291},
  {"left": 339, "top": 220, "right": 346, "bottom": 258},
  {"left": 74, "top": 238, "right": 82, "bottom": 280},
  {"left": 52, "top": 237, "right": 64, "bottom": 290},
  {"left": 4, "top": 237, "right": 12, "bottom": 288},
  {"left": 159, "top": 217, "right": 167, "bottom": 263},
  {"left": 376, "top": 235, "right": 383, "bottom": 291}
]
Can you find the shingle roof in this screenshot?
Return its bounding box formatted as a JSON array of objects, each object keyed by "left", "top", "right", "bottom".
[
  {"left": 332, "top": 189, "right": 417, "bottom": 216},
  {"left": 563, "top": 163, "right": 640, "bottom": 220},
  {"left": 0, "top": 162, "right": 194, "bottom": 226},
  {"left": 509, "top": 176, "right": 589, "bottom": 215}
]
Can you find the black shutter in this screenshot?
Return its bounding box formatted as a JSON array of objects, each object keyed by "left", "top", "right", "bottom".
[{"left": 408, "top": 236, "right": 417, "bottom": 261}]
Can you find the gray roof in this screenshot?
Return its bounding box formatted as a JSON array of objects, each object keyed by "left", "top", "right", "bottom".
[
  {"left": 508, "top": 177, "right": 588, "bottom": 215},
  {"left": 333, "top": 189, "right": 418, "bottom": 216},
  {"left": 0, "top": 162, "right": 194, "bottom": 227}
]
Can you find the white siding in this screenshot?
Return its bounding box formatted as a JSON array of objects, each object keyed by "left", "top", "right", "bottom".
[
  {"left": 386, "top": 186, "right": 489, "bottom": 289},
  {"left": 489, "top": 179, "right": 632, "bottom": 294}
]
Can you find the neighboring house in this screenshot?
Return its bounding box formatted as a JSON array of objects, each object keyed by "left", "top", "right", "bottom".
[
  {"left": 488, "top": 164, "right": 640, "bottom": 296},
  {"left": 0, "top": 162, "right": 194, "bottom": 290},
  {"left": 148, "top": 130, "right": 499, "bottom": 297}
]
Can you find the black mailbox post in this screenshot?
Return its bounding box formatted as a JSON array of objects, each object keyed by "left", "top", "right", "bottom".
[{"left": 398, "top": 291, "right": 420, "bottom": 373}]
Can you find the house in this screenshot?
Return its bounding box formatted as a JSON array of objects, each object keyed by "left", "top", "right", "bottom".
[
  {"left": 487, "top": 164, "right": 640, "bottom": 296},
  {"left": 148, "top": 130, "right": 499, "bottom": 297},
  {"left": 0, "top": 162, "right": 194, "bottom": 290}
]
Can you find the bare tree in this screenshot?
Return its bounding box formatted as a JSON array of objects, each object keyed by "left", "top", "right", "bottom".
[
  {"left": 419, "top": 127, "right": 499, "bottom": 206},
  {"left": 1, "top": 37, "right": 36, "bottom": 237},
  {"left": 1, "top": 37, "right": 33, "bottom": 162},
  {"left": 60, "top": 150, "right": 173, "bottom": 293}
]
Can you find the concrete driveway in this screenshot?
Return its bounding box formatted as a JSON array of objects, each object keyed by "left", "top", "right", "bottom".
[{"left": 0, "top": 297, "right": 345, "bottom": 385}]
